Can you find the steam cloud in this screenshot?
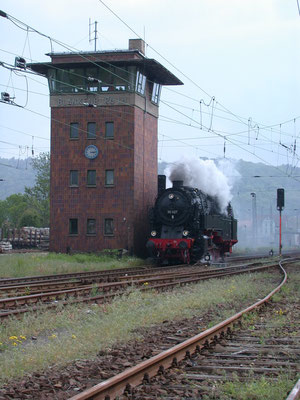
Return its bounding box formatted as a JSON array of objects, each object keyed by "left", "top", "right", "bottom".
[{"left": 165, "top": 157, "right": 237, "bottom": 212}]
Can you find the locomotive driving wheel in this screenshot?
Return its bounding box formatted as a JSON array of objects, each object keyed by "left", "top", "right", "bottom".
[{"left": 191, "top": 239, "right": 204, "bottom": 263}]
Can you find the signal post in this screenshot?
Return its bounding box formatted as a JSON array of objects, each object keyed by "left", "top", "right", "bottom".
[{"left": 277, "top": 188, "right": 284, "bottom": 257}]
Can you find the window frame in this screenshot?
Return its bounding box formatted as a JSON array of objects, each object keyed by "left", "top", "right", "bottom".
[
  {"left": 104, "top": 218, "right": 114, "bottom": 236},
  {"left": 87, "top": 122, "right": 96, "bottom": 139},
  {"left": 86, "top": 218, "right": 96, "bottom": 235},
  {"left": 105, "top": 121, "right": 114, "bottom": 139},
  {"left": 105, "top": 169, "right": 114, "bottom": 187},
  {"left": 48, "top": 65, "right": 137, "bottom": 94},
  {"left": 69, "top": 170, "right": 79, "bottom": 187},
  {"left": 70, "top": 122, "right": 79, "bottom": 140},
  {"left": 87, "top": 170, "right": 96, "bottom": 187},
  {"left": 69, "top": 218, "right": 78, "bottom": 235},
  {"left": 135, "top": 71, "right": 146, "bottom": 95},
  {"left": 151, "top": 83, "right": 161, "bottom": 105}
]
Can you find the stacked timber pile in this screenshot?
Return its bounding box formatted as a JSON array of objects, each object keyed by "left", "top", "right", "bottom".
[
  {"left": 9, "top": 227, "right": 50, "bottom": 250},
  {"left": 0, "top": 241, "right": 13, "bottom": 253}
]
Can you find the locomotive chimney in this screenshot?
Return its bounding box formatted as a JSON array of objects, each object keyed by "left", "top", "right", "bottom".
[
  {"left": 158, "top": 175, "right": 166, "bottom": 196},
  {"left": 172, "top": 180, "right": 183, "bottom": 188}
]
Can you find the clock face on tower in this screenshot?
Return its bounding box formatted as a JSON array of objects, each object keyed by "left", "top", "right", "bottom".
[{"left": 84, "top": 145, "right": 99, "bottom": 159}]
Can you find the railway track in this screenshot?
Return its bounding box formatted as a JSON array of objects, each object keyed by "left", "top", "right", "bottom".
[
  {"left": 0, "top": 249, "right": 284, "bottom": 288},
  {"left": 68, "top": 258, "right": 299, "bottom": 400},
  {"left": 0, "top": 260, "right": 265, "bottom": 297},
  {"left": 132, "top": 314, "right": 300, "bottom": 399},
  {"left": 0, "top": 261, "right": 278, "bottom": 319}
]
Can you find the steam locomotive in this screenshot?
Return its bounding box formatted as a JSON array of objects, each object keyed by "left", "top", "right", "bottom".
[{"left": 146, "top": 175, "right": 237, "bottom": 264}]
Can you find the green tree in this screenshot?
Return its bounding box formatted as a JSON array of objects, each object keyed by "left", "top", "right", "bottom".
[
  {"left": 0, "top": 200, "right": 6, "bottom": 226},
  {"left": 0, "top": 193, "right": 31, "bottom": 227},
  {"left": 19, "top": 208, "right": 42, "bottom": 227},
  {"left": 24, "top": 153, "right": 50, "bottom": 227},
  {"left": 5, "top": 194, "right": 29, "bottom": 226}
]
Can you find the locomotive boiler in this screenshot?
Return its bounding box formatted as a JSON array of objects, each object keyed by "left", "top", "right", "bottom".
[{"left": 146, "top": 175, "right": 237, "bottom": 264}]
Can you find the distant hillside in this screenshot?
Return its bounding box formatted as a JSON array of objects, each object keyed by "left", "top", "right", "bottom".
[
  {"left": 0, "top": 158, "right": 36, "bottom": 200},
  {"left": 1, "top": 156, "right": 299, "bottom": 221}
]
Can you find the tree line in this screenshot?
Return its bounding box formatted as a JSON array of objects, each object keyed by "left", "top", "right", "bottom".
[{"left": 0, "top": 153, "right": 50, "bottom": 229}]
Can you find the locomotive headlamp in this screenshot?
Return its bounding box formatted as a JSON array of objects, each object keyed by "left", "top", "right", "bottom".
[
  {"left": 168, "top": 193, "right": 175, "bottom": 199},
  {"left": 183, "top": 230, "right": 189, "bottom": 237},
  {"left": 151, "top": 230, "right": 157, "bottom": 237}
]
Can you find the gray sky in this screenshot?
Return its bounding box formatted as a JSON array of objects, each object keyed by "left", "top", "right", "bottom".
[{"left": 0, "top": 0, "right": 299, "bottom": 168}]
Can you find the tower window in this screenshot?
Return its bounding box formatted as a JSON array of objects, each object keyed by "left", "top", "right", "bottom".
[
  {"left": 69, "top": 218, "right": 78, "bottom": 235},
  {"left": 70, "top": 123, "right": 79, "bottom": 139},
  {"left": 151, "top": 83, "right": 161, "bottom": 105},
  {"left": 87, "top": 122, "right": 96, "bottom": 139},
  {"left": 69, "top": 170, "right": 79, "bottom": 187},
  {"left": 87, "top": 170, "right": 96, "bottom": 186},
  {"left": 135, "top": 71, "right": 146, "bottom": 95},
  {"left": 105, "top": 122, "right": 114, "bottom": 139},
  {"left": 105, "top": 169, "right": 114, "bottom": 186},
  {"left": 87, "top": 219, "right": 96, "bottom": 235},
  {"left": 104, "top": 218, "right": 114, "bottom": 235}
]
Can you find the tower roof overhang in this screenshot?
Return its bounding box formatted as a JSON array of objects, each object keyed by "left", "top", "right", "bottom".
[{"left": 29, "top": 50, "right": 183, "bottom": 86}]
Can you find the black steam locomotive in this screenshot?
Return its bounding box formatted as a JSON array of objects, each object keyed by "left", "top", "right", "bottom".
[{"left": 146, "top": 175, "right": 237, "bottom": 264}]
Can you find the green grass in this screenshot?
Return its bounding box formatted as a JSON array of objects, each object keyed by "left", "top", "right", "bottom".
[
  {"left": 0, "top": 252, "right": 145, "bottom": 278},
  {"left": 206, "top": 376, "right": 296, "bottom": 400},
  {"left": 201, "top": 269, "right": 300, "bottom": 400},
  {"left": 0, "top": 272, "right": 278, "bottom": 384}
]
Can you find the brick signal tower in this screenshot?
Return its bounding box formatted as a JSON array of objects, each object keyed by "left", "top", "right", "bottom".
[{"left": 30, "top": 39, "right": 182, "bottom": 254}]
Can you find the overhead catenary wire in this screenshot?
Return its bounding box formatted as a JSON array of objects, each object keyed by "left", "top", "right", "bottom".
[
  {"left": 96, "top": 1, "right": 300, "bottom": 141},
  {"left": 2, "top": 78, "right": 294, "bottom": 163},
  {"left": 1, "top": 11, "right": 299, "bottom": 142},
  {"left": 0, "top": 43, "right": 298, "bottom": 155},
  {"left": 1, "top": 73, "right": 299, "bottom": 175},
  {"left": 3, "top": 76, "right": 295, "bottom": 168},
  {"left": 2, "top": 75, "right": 297, "bottom": 162},
  {"left": 1, "top": 9, "right": 299, "bottom": 176},
  {"left": 1, "top": 56, "right": 298, "bottom": 172}
]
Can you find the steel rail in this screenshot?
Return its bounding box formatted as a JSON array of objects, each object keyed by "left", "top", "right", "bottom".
[
  {"left": 69, "top": 259, "right": 289, "bottom": 400},
  {"left": 1, "top": 249, "right": 288, "bottom": 288},
  {"left": 286, "top": 379, "right": 300, "bottom": 400},
  {"left": 0, "top": 263, "right": 277, "bottom": 312},
  {"left": 0, "top": 263, "right": 282, "bottom": 320},
  {"left": 0, "top": 262, "right": 255, "bottom": 292},
  {"left": 0, "top": 280, "right": 88, "bottom": 297},
  {"left": 0, "top": 263, "right": 237, "bottom": 291},
  {"left": 0, "top": 264, "right": 190, "bottom": 287},
  {"left": 0, "top": 266, "right": 149, "bottom": 286}
]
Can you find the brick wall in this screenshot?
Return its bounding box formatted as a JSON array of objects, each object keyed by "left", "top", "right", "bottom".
[{"left": 50, "top": 104, "right": 157, "bottom": 254}]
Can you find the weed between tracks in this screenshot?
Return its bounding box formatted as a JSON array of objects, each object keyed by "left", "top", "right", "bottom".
[
  {"left": 200, "top": 268, "right": 300, "bottom": 400},
  {"left": 0, "top": 252, "right": 144, "bottom": 278},
  {"left": 0, "top": 271, "right": 280, "bottom": 384},
  {"left": 204, "top": 375, "right": 295, "bottom": 400}
]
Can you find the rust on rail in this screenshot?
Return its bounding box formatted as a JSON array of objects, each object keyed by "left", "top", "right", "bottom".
[
  {"left": 69, "top": 259, "right": 288, "bottom": 400},
  {"left": 286, "top": 379, "right": 300, "bottom": 400}
]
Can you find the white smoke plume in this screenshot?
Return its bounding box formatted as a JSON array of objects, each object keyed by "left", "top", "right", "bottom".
[
  {"left": 165, "top": 157, "right": 237, "bottom": 212},
  {"left": 215, "top": 158, "right": 241, "bottom": 188}
]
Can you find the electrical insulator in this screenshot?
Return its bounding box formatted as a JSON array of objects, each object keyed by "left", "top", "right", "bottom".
[
  {"left": 83, "top": 103, "right": 97, "bottom": 108},
  {"left": 1, "top": 92, "right": 10, "bottom": 102},
  {"left": 15, "top": 57, "right": 26, "bottom": 69},
  {"left": 87, "top": 76, "right": 102, "bottom": 83}
]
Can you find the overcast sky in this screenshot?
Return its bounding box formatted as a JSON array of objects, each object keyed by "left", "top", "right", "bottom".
[{"left": 0, "top": 0, "right": 299, "bottom": 169}]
